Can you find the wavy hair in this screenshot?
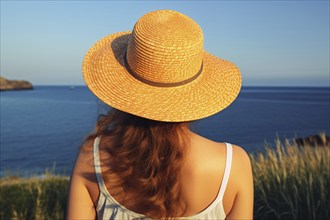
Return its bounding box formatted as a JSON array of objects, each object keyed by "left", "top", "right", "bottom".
[{"left": 83, "top": 109, "right": 190, "bottom": 219}]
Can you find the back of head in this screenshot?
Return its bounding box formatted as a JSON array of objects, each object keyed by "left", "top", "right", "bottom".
[{"left": 85, "top": 109, "right": 190, "bottom": 218}]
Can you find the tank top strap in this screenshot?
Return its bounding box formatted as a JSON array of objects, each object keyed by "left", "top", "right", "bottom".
[
  {"left": 217, "top": 142, "right": 233, "bottom": 200},
  {"left": 93, "top": 136, "right": 108, "bottom": 195}
]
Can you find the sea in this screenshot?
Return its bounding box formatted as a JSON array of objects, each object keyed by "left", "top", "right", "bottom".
[{"left": 0, "top": 86, "right": 329, "bottom": 177}]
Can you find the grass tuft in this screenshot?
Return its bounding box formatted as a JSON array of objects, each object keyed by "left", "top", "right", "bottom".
[
  {"left": 0, "top": 176, "right": 69, "bottom": 220},
  {"left": 251, "top": 138, "right": 330, "bottom": 220}
]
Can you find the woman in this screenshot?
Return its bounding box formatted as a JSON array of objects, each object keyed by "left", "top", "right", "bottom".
[{"left": 67, "top": 10, "right": 253, "bottom": 220}]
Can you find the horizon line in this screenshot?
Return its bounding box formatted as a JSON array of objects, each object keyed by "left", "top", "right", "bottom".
[{"left": 31, "top": 84, "right": 330, "bottom": 88}]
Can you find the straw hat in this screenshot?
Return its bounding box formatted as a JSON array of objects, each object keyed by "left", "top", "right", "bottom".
[{"left": 83, "top": 10, "right": 241, "bottom": 122}]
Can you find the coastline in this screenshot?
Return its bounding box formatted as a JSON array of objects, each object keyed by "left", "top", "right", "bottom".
[{"left": 0, "top": 77, "right": 33, "bottom": 91}]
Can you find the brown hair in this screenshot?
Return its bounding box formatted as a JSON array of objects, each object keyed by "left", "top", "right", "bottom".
[{"left": 84, "top": 109, "right": 190, "bottom": 219}]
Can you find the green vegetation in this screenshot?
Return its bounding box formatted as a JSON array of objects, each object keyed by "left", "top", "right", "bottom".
[
  {"left": 0, "top": 139, "right": 329, "bottom": 220},
  {"left": 251, "top": 139, "right": 330, "bottom": 220},
  {"left": 0, "top": 176, "right": 69, "bottom": 220}
]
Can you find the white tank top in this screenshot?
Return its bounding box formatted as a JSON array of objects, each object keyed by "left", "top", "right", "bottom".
[{"left": 93, "top": 137, "right": 233, "bottom": 220}]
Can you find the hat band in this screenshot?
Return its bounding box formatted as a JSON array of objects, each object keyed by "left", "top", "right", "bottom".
[{"left": 124, "top": 53, "right": 203, "bottom": 87}]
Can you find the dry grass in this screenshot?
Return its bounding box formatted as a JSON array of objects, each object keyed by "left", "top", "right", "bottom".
[{"left": 251, "top": 136, "right": 330, "bottom": 220}]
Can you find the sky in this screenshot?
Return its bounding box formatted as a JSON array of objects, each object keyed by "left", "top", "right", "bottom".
[{"left": 1, "top": 1, "right": 329, "bottom": 86}]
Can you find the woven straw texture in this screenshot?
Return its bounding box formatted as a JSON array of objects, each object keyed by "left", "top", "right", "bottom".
[{"left": 83, "top": 10, "right": 241, "bottom": 122}]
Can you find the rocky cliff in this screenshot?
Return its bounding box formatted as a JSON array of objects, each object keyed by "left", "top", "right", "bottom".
[{"left": 0, "top": 76, "right": 33, "bottom": 91}]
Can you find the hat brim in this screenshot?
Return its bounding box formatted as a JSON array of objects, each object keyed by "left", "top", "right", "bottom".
[{"left": 82, "top": 32, "right": 241, "bottom": 122}]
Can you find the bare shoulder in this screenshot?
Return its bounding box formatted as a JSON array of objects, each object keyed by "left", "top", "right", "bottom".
[
  {"left": 67, "top": 137, "right": 97, "bottom": 219},
  {"left": 229, "top": 144, "right": 253, "bottom": 189},
  {"left": 230, "top": 144, "right": 252, "bottom": 172},
  {"left": 189, "top": 132, "right": 226, "bottom": 152},
  {"left": 187, "top": 132, "right": 228, "bottom": 172},
  {"left": 212, "top": 142, "right": 252, "bottom": 175},
  {"left": 189, "top": 132, "right": 251, "bottom": 166},
  {"left": 72, "top": 137, "right": 96, "bottom": 184},
  {"left": 224, "top": 144, "right": 254, "bottom": 219},
  {"left": 231, "top": 144, "right": 251, "bottom": 164}
]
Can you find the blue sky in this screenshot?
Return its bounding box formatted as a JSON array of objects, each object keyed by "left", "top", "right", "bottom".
[{"left": 1, "top": 1, "right": 329, "bottom": 86}]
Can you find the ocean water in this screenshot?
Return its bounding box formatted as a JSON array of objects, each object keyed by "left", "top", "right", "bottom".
[{"left": 0, "top": 86, "right": 329, "bottom": 176}]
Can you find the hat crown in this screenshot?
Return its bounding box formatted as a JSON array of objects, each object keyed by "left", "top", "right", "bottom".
[{"left": 126, "top": 10, "right": 204, "bottom": 84}]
